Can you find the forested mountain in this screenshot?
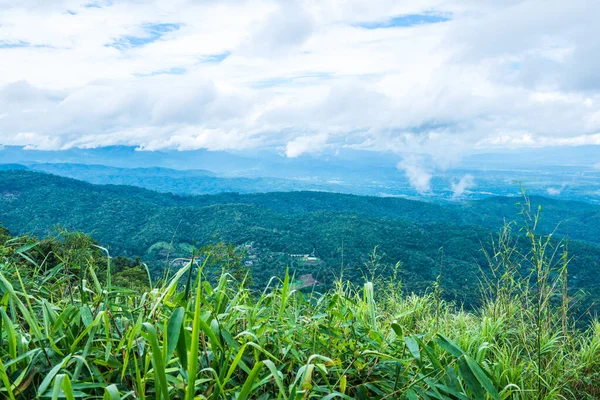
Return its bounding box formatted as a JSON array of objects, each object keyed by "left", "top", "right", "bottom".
[
  {"left": 1, "top": 170, "right": 600, "bottom": 313},
  {"left": 21, "top": 162, "right": 336, "bottom": 195}
]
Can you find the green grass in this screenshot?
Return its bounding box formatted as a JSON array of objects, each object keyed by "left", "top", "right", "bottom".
[{"left": 1, "top": 211, "right": 600, "bottom": 399}]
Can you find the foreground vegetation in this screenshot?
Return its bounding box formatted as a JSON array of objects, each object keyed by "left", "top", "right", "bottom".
[{"left": 1, "top": 198, "right": 600, "bottom": 399}]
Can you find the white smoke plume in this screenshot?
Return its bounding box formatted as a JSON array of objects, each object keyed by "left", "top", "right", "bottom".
[
  {"left": 397, "top": 157, "right": 433, "bottom": 194},
  {"left": 546, "top": 183, "right": 567, "bottom": 196},
  {"left": 451, "top": 174, "right": 475, "bottom": 198}
]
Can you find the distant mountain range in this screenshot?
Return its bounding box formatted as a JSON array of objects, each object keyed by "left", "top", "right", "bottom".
[
  {"left": 1, "top": 145, "right": 599, "bottom": 201},
  {"left": 2, "top": 162, "right": 338, "bottom": 195}
]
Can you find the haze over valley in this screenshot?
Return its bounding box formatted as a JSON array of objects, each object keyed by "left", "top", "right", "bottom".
[{"left": 2, "top": 145, "right": 599, "bottom": 202}]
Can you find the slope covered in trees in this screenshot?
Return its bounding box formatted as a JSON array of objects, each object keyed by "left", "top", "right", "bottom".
[{"left": 1, "top": 170, "right": 600, "bottom": 313}]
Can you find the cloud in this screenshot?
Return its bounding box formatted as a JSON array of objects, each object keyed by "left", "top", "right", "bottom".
[
  {"left": 451, "top": 174, "right": 475, "bottom": 198},
  {"left": 0, "top": 0, "right": 599, "bottom": 161},
  {"left": 285, "top": 134, "right": 328, "bottom": 158},
  {"left": 545, "top": 182, "right": 568, "bottom": 196},
  {"left": 239, "top": 1, "right": 315, "bottom": 56},
  {"left": 397, "top": 156, "right": 432, "bottom": 194}
]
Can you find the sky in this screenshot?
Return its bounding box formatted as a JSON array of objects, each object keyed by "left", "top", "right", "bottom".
[{"left": 0, "top": 0, "right": 599, "bottom": 173}]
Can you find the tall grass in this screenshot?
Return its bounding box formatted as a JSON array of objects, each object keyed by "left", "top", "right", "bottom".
[{"left": 1, "top": 204, "right": 600, "bottom": 398}]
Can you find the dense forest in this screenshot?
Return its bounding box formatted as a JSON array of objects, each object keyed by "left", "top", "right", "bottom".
[
  {"left": 1, "top": 170, "right": 600, "bottom": 316},
  {"left": 9, "top": 162, "right": 334, "bottom": 195}
]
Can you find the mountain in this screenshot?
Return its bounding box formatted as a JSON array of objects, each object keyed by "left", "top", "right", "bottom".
[
  {"left": 2, "top": 145, "right": 599, "bottom": 201},
  {"left": 24, "top": 162, "right": 337, "bottom": 195},
  {"left": 4, "top": 144, "right": 599, "bottom": 171},
  {"left": 1, "top": 170, "right": 599, "bottom": 314},
  {"left": 0, "top": 145, "right": 261, "bottom": 174},
  {"left": 0, "top": 163, "right": 28, "bottom": 171},
  {"left": 29, "top": 163, "right": 217, "bottom": 178}
]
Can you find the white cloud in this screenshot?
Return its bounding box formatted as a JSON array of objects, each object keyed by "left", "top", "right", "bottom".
[
  {"left": 285, "top": 133, "right": 328, "bottom": 158},
  {"left": 545, "top": 182, "right": 568, "bottom": 196},
  {"left": 451, "top": 174, "right": 475, "bottom": 198},
  {"left": 239, "top": 1, "right": 315, "bottom": 56},
  {"left": 397, "top": 156, "right": 432, "bottom": 194},
  {"left": 0, "top": 0, "right": 599, "bottom": 160}
]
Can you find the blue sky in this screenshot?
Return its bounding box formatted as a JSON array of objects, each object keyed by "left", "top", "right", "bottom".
[
  {"left": 357, "top": 12, "right": 450, "bottom": 29},
  {"left": 0, "top": 0, "right": 598, "bottom": 175},
  {"left": 106, "top": 23, "right": 181, "bottom": 50}
]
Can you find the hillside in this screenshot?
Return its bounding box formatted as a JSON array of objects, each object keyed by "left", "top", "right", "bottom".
[
  {"left": 1, "top": 170, "right": 600, "bottom": 313},
  {"left": 22, "top": 163, "right": 337, "bottom": 195}
]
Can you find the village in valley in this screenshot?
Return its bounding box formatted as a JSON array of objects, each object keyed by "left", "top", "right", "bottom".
[
  {"left": 240, "top": 242, "right": 323, "bottom": 289},
  {"left": 145, "top": 239, "right": 325, "bottom": 290}
]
